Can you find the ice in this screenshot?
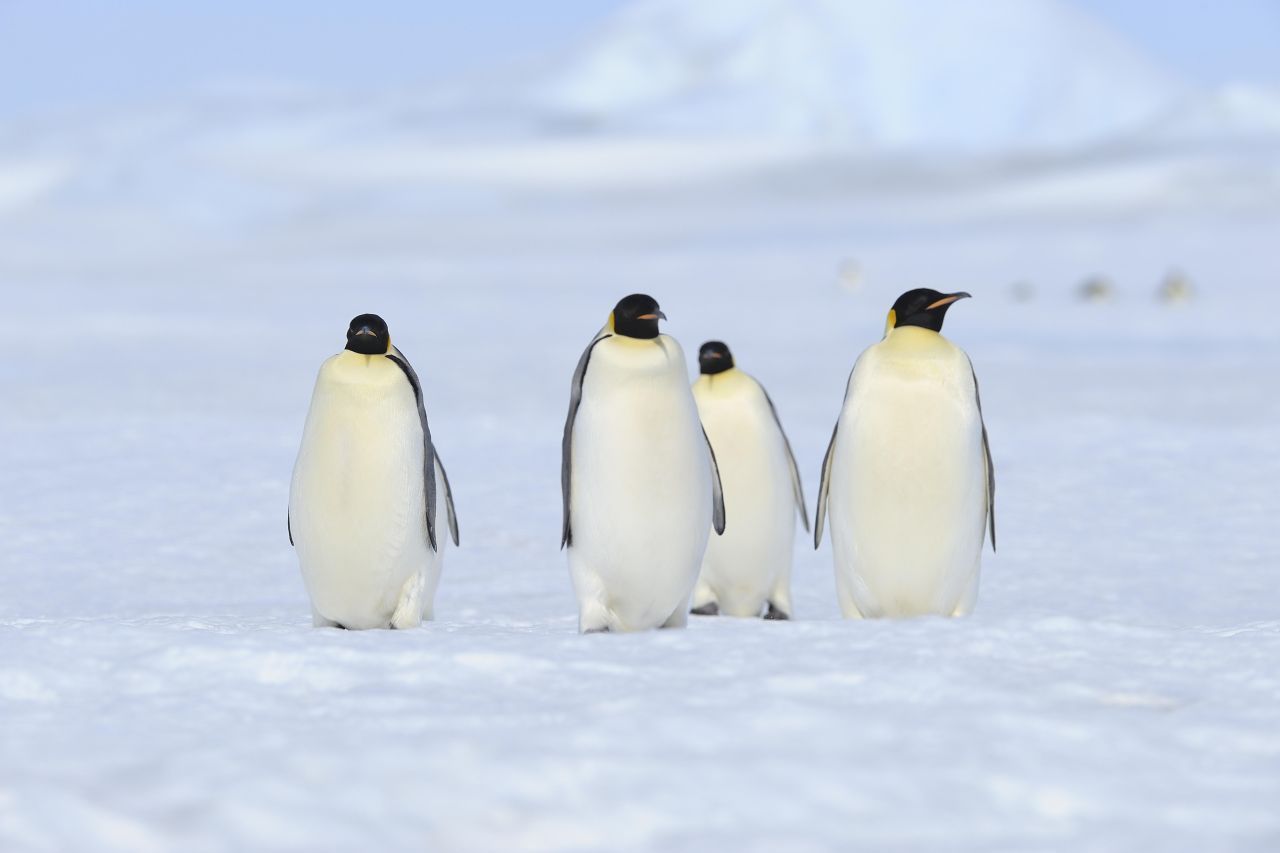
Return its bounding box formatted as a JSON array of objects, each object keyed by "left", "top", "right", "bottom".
[{"left": 535, "top": 0, "right": 1191, "bottom": 151}]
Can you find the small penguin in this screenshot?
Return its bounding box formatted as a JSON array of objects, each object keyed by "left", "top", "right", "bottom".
[
  {"left": 562, "top": 294, "right": 726, "bottom": 633},
  {"left": 815, "top": 290, "right": 994, "bottom": 618},
  {"left": 1158, "top": 270, "right": 1194, "bottom": 305},
  {"left": 289, "top": 314, "right": 459, "bottom": 629},
  {"left": 690, "top": 341, "right": 808, "bottom": 619},
  {"left": 1078, "top": 276, "right": 1114, "bottom": 303}
]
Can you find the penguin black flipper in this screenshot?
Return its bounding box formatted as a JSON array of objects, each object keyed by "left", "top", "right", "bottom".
[
  {"left": 815, "top": 365, "right": 858, "bottom": 549},
  {"left": 969, "top": 359, "right": 996, "bottom": 552},
  {"left": 436, "top": 449, "right": 461, "bottom": 547},
  {"left": 561, "top": 334, "right": 612, "bottom": 549},
  {"left": 703, "top": 426, "right": 727, "bottom": 535},
  {"left": 760, "top": 386, "right": 810, "bottom": 533},
  {"left": 386, "top": 348, "right": 441, "bottom": 552},
  {"left": 288, "top": 513, "right": 293, "bottom": 546},
  {"left": 814, "top": 420, "right": 838, "bottom": 549}
]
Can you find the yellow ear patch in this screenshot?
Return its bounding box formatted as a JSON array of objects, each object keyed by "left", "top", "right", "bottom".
[
  {"left": 385, "top": 335, "right": 392, "bottom": 355},
  {"left": 884, "top": 309, "right": 897, "bottom": 336},
  {"left": 608, "top": 311, "right": 616, "bottom": 331}
]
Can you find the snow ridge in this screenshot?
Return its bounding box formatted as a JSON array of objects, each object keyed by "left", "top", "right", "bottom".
[{"left": 535, "top": 0, "right": 1193, "bottom": 152}]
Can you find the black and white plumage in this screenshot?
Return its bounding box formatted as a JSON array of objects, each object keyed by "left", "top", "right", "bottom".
[
  {"left": 691, "top": 341, "right": 807, "bottom": 619},
  {"left": 289, "top": 314, "right": 458, "bottom": 629},
  {"left": 816, "top": 290, "right": 994, "bottom": 618},
  {"left": 561, "top": 295, "right": 725, "bottom": 633}
]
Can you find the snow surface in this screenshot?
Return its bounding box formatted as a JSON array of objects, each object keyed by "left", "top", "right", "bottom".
[
  {"left": 3, "top": 1, "right": 1280, "bottom": 850},
  {"left": 3, "top": 186, "right": 1279, "bottom": 850}
]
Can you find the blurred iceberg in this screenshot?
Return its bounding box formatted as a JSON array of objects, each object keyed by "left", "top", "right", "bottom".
[
  {"left": 0, "top": 0, "right": 1277, "bottom": 279},
  {"left": 533, "top": 0, "right": 1191, "bottom": 152}
]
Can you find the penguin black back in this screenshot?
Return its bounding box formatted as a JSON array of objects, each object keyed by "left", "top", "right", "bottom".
[
  {"left": 888, "top": 290, "right": 971, "bottom": 333},
  {"left": 612, "top": 294, "right": 666, "bottom": 340},
  {"left": 698, "top": 341, "right": 734, "bottom": 375},
  {"left": 346, "top": 313, "right": 391, "bottom": 355}
]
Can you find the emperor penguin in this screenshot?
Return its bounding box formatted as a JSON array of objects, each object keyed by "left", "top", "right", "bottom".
[
  {"left": 690, "top": 341, "right": 808, "bottom": 619},
  {"left": 815, "top": 290, "right": 995, "bottom": 618},
  {"left": 561, "top": 294, "right": 726, "bottom": 633},
  {"left": 289, "top": 314, "right": 459, "bottom": 629}
]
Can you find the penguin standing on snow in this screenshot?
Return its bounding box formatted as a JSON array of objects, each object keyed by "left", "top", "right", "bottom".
[
  {"left": 815, "top": 290, "right": 994, "bottom": 618},
  {"left": 562, "top": 294, "right": 726, "bottom": 633},
  {"left": 289, "top": 314, "right": 459, "bottom": 629},
  {"left": 690, "top": 341, "right": 808, "bottom": 619}
]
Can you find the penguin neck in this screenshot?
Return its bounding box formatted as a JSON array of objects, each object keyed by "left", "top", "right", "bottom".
[
  {"left": 695, "top": 366, "right": 747, "bottom": 394},
  {"left": 337, "top": 349, "right": 388, "bottom": 365},
  {"left": 328, "top": 350, "right": 403, "bottom": 386},
  {"left": 595, "top": 332, "right": 679, "bottom": 378},
  {"left": 882, "top": 325, "right": 954, "bottom": 355},
  {"left": 611, "top": 332, "right": 672, "bottom": 359}
]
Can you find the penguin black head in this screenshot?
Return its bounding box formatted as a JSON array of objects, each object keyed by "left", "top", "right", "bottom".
[
  {"left": 345, "top": 313, "right": 391, "bottom": 355},
  {"left": 611, "top": 293, "right": 666, "bottom": 340},
  {"left": 887, "top": 289, "right": 971, "bottom": 334},
  {"left": 698, "top": 340, "right": 734, "bottom": 375}
]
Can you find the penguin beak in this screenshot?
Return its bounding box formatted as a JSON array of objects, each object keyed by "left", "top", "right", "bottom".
[
  {"left": 926, "top": 292, "right": 971, "bottom": 310},
  {"left": 637, "top": 311, "right": 667, "bottom": 322},
  {"left": 353, "top": 325, "right": 377, "bottom": 337}
]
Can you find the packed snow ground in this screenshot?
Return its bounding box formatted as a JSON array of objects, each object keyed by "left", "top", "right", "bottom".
[
  {"left": 2, "top": 186, "right": 1279, "bottom": 850},
  {"left": 2, "top": 0, "right": 1280, "bottom": 846}
]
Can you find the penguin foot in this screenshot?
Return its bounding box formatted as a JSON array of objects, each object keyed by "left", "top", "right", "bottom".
[
  {"left": 763, "top": 603, "right": 790, "bottom": 621},
  {"left": 583, "top": 625, "right": 611, "bottom": 634},
  {"left": 690, "top": 602, "right": 719, "bottom": 616}
]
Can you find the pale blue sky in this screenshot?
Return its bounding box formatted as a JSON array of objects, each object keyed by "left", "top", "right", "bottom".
[{"left": 1, "top": 0, "right": 1277, "bottom": 122}]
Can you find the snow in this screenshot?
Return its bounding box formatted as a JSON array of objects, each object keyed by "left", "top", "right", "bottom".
[
  {"left": 3, "top": 1, "right": 1280, "bottom": 849},
  {"left": 535, "top": 0, "right": 1190, "bottom": 151},
  {"left": 3, "top": 193, "right": 1279, "bottom": 849},
  {"left": 1133, "top": 83, "right": 1280, "bottom": 146}
]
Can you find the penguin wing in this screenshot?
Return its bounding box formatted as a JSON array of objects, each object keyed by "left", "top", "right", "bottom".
[
  {"left": 968, "top": 358, "right": 996, "bottom": 552},
  {"left": 814, "top": 363, "right": 858, "bottom": 549},
  {"left": 704, "top": 426, "right": 727, "bottom": 535},
  {"left": 561, "top": 334, "right": 612, "bottom": 548},
  {"left": 435, "top": 448, "right": 461, "bottom": 547},
  {"left": 814, "top": 420, "right": 838, "bottom": 549},
  {"left": 386, "top": 348, "right": 442, "bottom": 552},
  {"left": 760, "top": 385, "right": 809, "bottom": 532}
]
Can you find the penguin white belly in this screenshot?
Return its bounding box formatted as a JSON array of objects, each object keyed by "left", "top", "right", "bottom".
[
  {"left": 289, "top": 353, "right": 444, "bottom": 629},
  {"left": 830, "top": 344, "right": 985, "bottom": 617},
  {"left": 569, "top": 337, "right": 711, "bottom": 631},
  {"left": 694, "top": 377, "right": 793, "bottom": 617}
]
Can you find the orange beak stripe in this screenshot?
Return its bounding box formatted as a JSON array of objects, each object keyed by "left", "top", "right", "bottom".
[{"left": 926, "top": 293, "right": 970, "bottom": 310}]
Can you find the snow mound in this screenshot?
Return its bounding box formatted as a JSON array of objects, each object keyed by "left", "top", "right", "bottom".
[
  {"left": 1137, "top": 84, "right": 1280, "bottom": 145},
  {"left": 534, "top": 0, "right": 1192, "bottom": 152}
]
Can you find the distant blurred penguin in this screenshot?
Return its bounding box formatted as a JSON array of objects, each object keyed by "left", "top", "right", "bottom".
[
  {"left": 562, "top": 295, "right": 725, "bottom": 633},
  {"left": 837, "top": 258, "right": 863, "bottom": 292},
  {"left": 1158, "top": 270, "right": 1194, "bottom": 305},
  {"left": 1078, "top": 276, "right": 1114, "bottom": 303},
  {"left": 289, "top": 314, "right": 459, "bottom": 629},
  {"left": 691, "top": 342, "right": 808, "bottom": 619},
  {"left": 815, "top": 290, "right": 994, "bottom": 618}
]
